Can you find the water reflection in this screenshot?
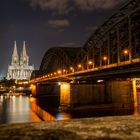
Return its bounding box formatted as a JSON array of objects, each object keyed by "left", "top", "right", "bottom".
[
  {"left": 0, "top": 95, "right": 41, "bottom": 124},
  {"left": 1, "top": 94, "right": 140, "bottom": 124},
  {"left": 30, "top": 97, "right": 71, "bottom": 121}
]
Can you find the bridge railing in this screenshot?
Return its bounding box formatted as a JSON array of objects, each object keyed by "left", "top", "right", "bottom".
[{"left": 29, "top": 58, "right": 140, "bottom": 84}]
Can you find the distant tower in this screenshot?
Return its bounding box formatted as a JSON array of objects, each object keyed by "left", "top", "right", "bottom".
[
  {"left": 6, "top": 41, "right": 34, "bottom": 80},
  {"left": 11, "top": 41, "right": 19, "bottom": 66},
  {"left": 20, "top": 41, "right": 29, "bottom": 66}
]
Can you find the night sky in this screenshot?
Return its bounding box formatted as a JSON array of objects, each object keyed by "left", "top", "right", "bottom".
[{"left": 0, "top": 0, "right": 126, "bottom": 77}]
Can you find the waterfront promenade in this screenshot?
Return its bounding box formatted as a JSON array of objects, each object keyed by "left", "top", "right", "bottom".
[{"left": 0, "top": 115, "right": 140, "bottom": 140}]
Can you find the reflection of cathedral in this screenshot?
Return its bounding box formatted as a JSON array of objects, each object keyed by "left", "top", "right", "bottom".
[{"left": 6, "top": 41, "right": 34, "bottom": 80}]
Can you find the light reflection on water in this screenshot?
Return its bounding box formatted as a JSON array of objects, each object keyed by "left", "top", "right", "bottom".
[
  {"left": 0, "top": 95, "right": 71, "bottom": 124},
  {"left": 0, "top": 95, "right": 41, "bottom": 124},
  {"left": 30, "top": 97, "right": 71, "bottom": 121},
  {"left": 0, "top": 95, "right": 140, "bottom": 124}
]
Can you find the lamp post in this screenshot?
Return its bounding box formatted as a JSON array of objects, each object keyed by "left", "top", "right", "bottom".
[
  {"left": 123, "top": 49, "right": 129, "bottom": 61},
  {"left": 103, "top": 56, "right": 107, "bottom": 65},
  {"left": 57, "top": 70, "right": 62, "bottom": 76},
  {"left": 70, "top": 67, "right": 74, "bottom": 73},
  {"left": 77, "top": 64, "right": 83, "bottom": 71},
  {"left": 63, "top": 69, "right": 66, "bottom": 75},
  {"left": 88, "top": 61, "right": 93, "bottom": 69}
]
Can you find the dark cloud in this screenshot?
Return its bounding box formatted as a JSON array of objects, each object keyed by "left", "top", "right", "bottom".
[
  {"left": 48, "top": 19, "right": 70, "bottom": 28},
  {"left": 27, "top": 0, "right": 71, "bottom": 14},
  {"left": 75, "top": 0, "right": 125, "bottom": 10},
  {"left": 27, "top": 0, "right": 125, "bottom": 14}
]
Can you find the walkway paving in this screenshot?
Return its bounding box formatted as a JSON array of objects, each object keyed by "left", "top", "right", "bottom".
[{"left": 0, "top": 115, "right": 140, "bottom": 140}]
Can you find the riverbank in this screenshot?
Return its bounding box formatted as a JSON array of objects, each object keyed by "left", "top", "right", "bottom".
[{"left": 0, "top": 115, "right": 140, "bottom": 140}]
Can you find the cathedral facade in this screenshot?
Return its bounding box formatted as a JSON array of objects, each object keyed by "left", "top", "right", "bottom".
[{"left": 6, "top": 41, "right": 34, "bottom": 80}]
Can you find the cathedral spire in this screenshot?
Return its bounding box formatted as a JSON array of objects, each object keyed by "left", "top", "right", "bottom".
[
  {"left": 23, "top": 40, "right": 27, "bottom": 57},
  {"left": 21, "top": 41, "right": 29, "bottom": 66},
  {"left": 6, "top": 41, "right": 34, "bottom": 80},
  {"left": 12, "top": 41, "right": 19, "bottom": 66}
]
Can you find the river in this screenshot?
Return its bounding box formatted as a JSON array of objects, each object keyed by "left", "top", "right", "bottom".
[{"left": 0, "top": 95, "right": 139, "bottom": 124}]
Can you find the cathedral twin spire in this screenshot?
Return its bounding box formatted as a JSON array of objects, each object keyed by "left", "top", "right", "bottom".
[{"left": 12, "top": 41, "right": 29, "bottom": 66}]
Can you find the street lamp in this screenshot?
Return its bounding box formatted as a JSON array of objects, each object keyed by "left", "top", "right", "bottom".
[
  {"left": 103, "top": 56, "right": 107, "bottom": 65},
  {"left": 88, "top": 61, "right": 93, "bottom": 69},
  {"left": 70, "top": 67, "right": 74, "bottom": 73},
  {"left": 77, "top": 64, "right": 82, "bottom": 70},
  {"left": 123, "top": 49, "right": 129, "bottom": 61},
  {"left": 88, "top": 61, "right": 93, "bottom": 65},
  {"left": 57, "top": 70, "right": 62, "bottom": 75},
  {"left": 63, "top": 69, "right": 66, "bottom": 74}
]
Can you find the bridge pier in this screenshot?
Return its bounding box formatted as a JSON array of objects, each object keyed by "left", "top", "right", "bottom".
[
  {"left": 105, "top": 79, "right": 134, "bottom": 110},
  {"left": 60, "top": 82, "right": 70, "bottom": 107},
  {"left": 31, "top": 84, "right": 37, "bottom": 97},
  {"left": 31, "top": 79, "right": 139, "bottom": 113},
  {"left": 70, "top": 84, "right": 105, "bottom": 107}
]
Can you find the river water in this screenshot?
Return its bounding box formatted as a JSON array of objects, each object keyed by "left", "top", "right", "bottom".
[
  {"left": 0, "top": 95, "right": 139, "bottom": 124},
  {"left": 0, "top": 95, "right": 72, "bottom": 124}
]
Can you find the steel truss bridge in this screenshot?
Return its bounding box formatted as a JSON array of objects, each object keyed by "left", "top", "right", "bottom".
[{"left": 30, "top": 0, "right": 140, "bottom": 84}]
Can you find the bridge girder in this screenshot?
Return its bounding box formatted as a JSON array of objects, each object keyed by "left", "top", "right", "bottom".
[
  {"left": 32, "top": 0, "right": 140, "bottom": 80},
  {"left": 39, "top": 47, "right": 81, "bottom": 76},
  {"left": 75, "top": 0, "right": 140, "bottom": 68}
]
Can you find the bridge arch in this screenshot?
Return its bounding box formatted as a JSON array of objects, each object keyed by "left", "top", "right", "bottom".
[
  {"left": 39, "top": 47, "right": 81, "bottom": 75},
  {"left": 75, "top": 0, "right": 140, "bottom": 68}
]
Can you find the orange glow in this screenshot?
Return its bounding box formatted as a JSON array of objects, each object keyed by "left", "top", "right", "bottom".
[
  {"left": 103, "top": 56, "right": 107, "bottom": 61},
  {"left": 70, "top": 67, "right": 73, "bottom": 70},
  {"left": 88, "top": 61, "right": 93, "bottom": 65},
  {"left": 132, "top": 79, "right": 139, "bottom": 115},
  {"left": 124, "top": 49, "right": 129, "bottom": 55},
  {"left": 31, "top": 84, "right": 36, "bottom": 96},
  {"left": 78, "top": 64, "right": 82, "bottom": 68},
  {"left": 60, "top": 83, "right": 70, "bottom": 106},
  {"left": 70, "top": 67, "right": 74, "bottom": 72},
  {"left": 30, "top": 97, "right": 55, "bottom": 121},
  {"left": 57, "top": 70, "right": 62, "bottom": 74},
  {"left": 63, "top": 69, "right": 66, "bottom": 72}
]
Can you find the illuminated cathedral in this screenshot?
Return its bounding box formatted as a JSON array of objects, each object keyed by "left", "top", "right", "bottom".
[{"left": 6, "top": 41, "right": 34, "bottom": 80}]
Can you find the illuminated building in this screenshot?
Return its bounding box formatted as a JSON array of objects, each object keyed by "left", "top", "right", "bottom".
[{"left": 6, "top": 41, "right": 34, "bottom": 80}]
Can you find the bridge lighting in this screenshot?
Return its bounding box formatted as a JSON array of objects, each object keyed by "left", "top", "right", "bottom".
[
  {"left": 124, "top": 49, "right": 128, "bottom": 55},
  {"left": 51, "top": 73, "right": 53, "bottom": 76},
  {"left": 123, "top": 49, "right": 129, "bottom": 61},
  {"left": 57, "top": 70, "right": 62, "bottom": 74},
  {"left": 103, "top": 56, "right": 107, "bottom": 61},
  {"left": 70, "top": 67, "right": 74, "bottom": 72},
  {"left": 88, "top": 61, "right": 93, "bottom": 65},
  {"left": 77, "top": 64, "right": 82, "bottom": 68},
  {"left": 63, "top": 69, "right": 66, "bottom": 73},
  {"left": 54, "top": 72, "right": 57, "bottom": 75}
]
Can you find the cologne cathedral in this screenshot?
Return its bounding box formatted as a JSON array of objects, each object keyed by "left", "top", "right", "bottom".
[{"left": 6, "top": 41, "right": 34, "bottom": 81}]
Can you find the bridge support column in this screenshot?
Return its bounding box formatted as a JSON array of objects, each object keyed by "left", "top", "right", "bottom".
[
  {"left": 132, "top": 78, "right": 140, "bottom": 115},
  {"left": 60, "top": 82, "right": 70, "bottom": 107},
  {"left": 128, "top": 16, "right": 132, "bottom": 61},
  {"left": 106, "top": 79, "right": 134, "bottom": 111},
  {"left": 31, "top": 84, "right": 37, "bottom": 97}
]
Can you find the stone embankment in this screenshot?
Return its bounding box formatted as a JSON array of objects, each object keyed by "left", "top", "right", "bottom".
[{"left": 0, "top": 115, "right": 140, "bottom": 140}]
